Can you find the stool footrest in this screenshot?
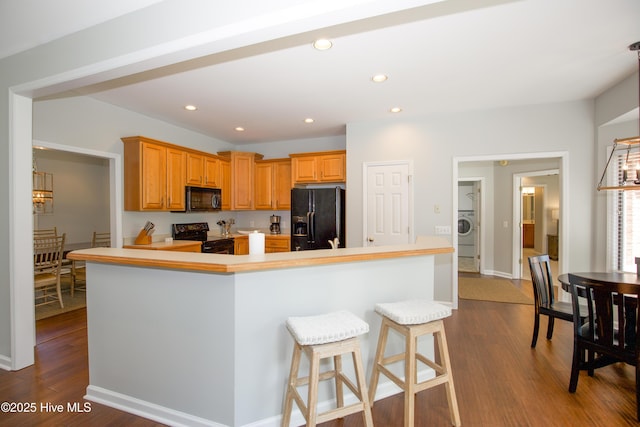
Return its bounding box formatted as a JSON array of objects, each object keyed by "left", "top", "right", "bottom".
[{"left": 316, "top": 403, "right": 369, "bottom": 424}]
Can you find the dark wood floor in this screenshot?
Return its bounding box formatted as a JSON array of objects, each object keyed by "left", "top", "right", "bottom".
[{"left": 1, "top": 283, "right": 639, "bottom": 426}]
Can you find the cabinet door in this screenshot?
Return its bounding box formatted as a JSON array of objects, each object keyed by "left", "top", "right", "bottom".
[
  {"left": 292, "top": 156, "right": 317, "bottom": 183},
  {"left": 318, "top": 153, "right": 345, "bottom": 182},
  {"left": 220, "top": 160, "right": 231, "bottom": 210},
  {"left": 186, "top": 153, "right": 204, "bottom": 186},
  {"left": 234, "top": 236, "right": 249, "bottom": 255},
  {"left": 254, "top": 162, "right": 274, "bottom": 210},
  {"left": 265, "top": 237, "right": 290, "bottom": 253},
  {"left": 204, "top": 156, "right": 220, "bottom": 188},
  {"left": 232, "top": 153, "right": 254, "bottom": 210},
  {"left": 273, "top": 160, "right": 291, "bottom": 210},
  {"left": 523, "top": 224, "right": 535, "bottom": 248},
  {"left": 166, "top": 148, "right": 186, "bottom": 210},
  {"left": 141, "top": 142, "right": 166, "bottom": 210}
]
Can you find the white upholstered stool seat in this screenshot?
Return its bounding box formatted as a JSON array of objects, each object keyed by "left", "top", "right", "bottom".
[
  {"left": 281, "top": 311, "right": 373, "bottom": 427},
  {"left": 369, "top": 300, "right": 461, "bottom": 427},
  {"left": 286, "top": 310, "right": 369, "bottom": 345}
]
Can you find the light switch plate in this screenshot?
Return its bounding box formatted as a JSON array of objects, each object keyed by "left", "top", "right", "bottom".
[{"left": 435, "top": 225, "right": 451, "bottom": 235}]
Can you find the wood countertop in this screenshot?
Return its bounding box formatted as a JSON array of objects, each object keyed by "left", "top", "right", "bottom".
[{"left": 68, "top": 237, "right": 453, "bottom": 274}]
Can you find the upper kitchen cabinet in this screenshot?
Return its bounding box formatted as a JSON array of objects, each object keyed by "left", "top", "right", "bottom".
[
  {"left": 219, "top": 159, "right": 231, "bottom": 210},
  {"left": 290, "top": 150, "right": 346, "bottom": 184},
  {"left": 255, "top": 158, "right": 291, "bottom": 210},
  {"left": 122, "top": 136, "right": 186, "bottom": 211},
  {"left": 218, "top": 151, "right": 263, "bottom": 210},
  {"left": 186, "top": 152, "right": 221, "bottom": 188}
]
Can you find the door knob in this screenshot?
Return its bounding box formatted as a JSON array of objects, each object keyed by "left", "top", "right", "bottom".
[{"left": 367, "top": 237, "right": 374, "bottom": 242}]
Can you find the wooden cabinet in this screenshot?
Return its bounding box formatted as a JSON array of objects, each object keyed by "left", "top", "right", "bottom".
[
  {"left": 547, "top": 234, "right": 558, "bottom": 260},
  {"left": 122, "top": 136, "right": 186, "bottom": 211},
  {"left": 220, "top": 159, "right": 231, "bottom": 210},
  {"left": 234, "top": 236, "right": 249, "bottom": 255},
  {"left": 290, "top": 150, "right": 346, "bottom": 184},
  {"left": 166, "top": 148, "right": 187, "bottom": 210},
  {"left": 523, "top": 223, "right": 534, "bottom": 248},
  {"left": 255, "top": 159, "right": 291, "bottom": 210},
  {"left": 186, "top": 153, "right": 221, "bottom": 188},
  {"left": 265, "top": 235, "right": 290, "bottom": 253},
  {"left": 218, "top": 151, "right": 263, "bottom": 210},
  {"left": 204, "top": 156, "right": 221, "bottom": 187}
]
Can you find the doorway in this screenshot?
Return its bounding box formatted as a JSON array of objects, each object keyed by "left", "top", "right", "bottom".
[
  {"left": 513, "top": 170, "right": 559, "bottom": 280},
  {"left": 453, "top": 153, "right": 568, "bottom": 308},
  {"left": 457, "top": 179, "right": 482, "bottom": 273},
  {"left": 13, "top": 139, "right": 123, "bottom": 369},
  {"left": 32, "top": 147, "right": 113, "bottom": 320}
]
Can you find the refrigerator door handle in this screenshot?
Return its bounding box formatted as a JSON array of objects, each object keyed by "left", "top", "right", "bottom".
[{"left": 309, "top": 211, "right": 315, "bottom": 244}]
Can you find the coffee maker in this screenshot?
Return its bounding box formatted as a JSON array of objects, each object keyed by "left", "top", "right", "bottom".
[{"left": 269, "top": 215, "right": 281, "bottom": 234}]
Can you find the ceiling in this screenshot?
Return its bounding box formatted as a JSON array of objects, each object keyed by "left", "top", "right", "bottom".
[{"left": 4, "top": 0, "right": 640, "bottom": 144}]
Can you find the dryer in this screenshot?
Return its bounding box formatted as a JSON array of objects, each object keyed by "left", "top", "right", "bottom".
[{"left": 458, "top": 210, "right": 475, "bottom": 257}]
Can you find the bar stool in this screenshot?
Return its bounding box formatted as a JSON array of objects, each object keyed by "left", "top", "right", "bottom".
[
  {"left": 369, "top": 300, "right": 461, "bottom": 427},
  {"left": 281, "top": 310, "right": 374, "bottom": 427}
]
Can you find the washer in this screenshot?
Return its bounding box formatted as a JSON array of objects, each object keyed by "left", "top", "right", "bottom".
[{"left": 458, "top": 210, "right": 475, "bottom": 257}]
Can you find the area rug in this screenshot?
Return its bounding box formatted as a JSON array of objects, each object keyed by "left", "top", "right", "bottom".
[
  {"left": 459, "top": 276, "right": 533, "bottom": 305},
  {"left": 35, "top": 290, "right": 86, "bottom": 320}
]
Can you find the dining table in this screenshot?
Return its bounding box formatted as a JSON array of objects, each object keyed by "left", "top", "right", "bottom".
[
  {"left": 558, "top": 271, "right": 640, "bottom": 344},
  {"left": 558, "top": 271, "right": 640, "bottom": 293}
]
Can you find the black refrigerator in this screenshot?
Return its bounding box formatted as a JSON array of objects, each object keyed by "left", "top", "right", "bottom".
[{"left": 291, "top": 187, "right": 345, "bottom": 251}]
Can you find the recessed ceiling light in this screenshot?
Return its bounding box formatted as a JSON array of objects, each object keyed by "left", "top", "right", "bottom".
[
  {"left": 235, "top": 127, "right": 245, "bottom": 132},
  {"left": 304, "top": 118, "right": 314, "bottom": 124},
  {"left": 390, "top": 107, "right": 402, "bottom": 113},
  {"left": 184, "top": 105, "right": 197, "bottom": 111},
  {"left": 372, "top": 74, "right": 388, "bottom": 83},
  {"left": 313, "top": 38, "right": 332, "bottom": 50}
]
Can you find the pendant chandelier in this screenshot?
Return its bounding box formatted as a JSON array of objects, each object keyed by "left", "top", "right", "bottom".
[
  {"left": 597, "top": 41, "right": 640, "bottom": 191},
  {"left": 32, "top": 151, "right": 54, "bottom": 214}
]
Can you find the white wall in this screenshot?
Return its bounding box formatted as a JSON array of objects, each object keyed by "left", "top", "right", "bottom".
[
  {"left": 346, "top": 100, "right": 594, "bottom": 301},
  {"left": 33, "top": 150, "right": 110, "bottom": 244}
]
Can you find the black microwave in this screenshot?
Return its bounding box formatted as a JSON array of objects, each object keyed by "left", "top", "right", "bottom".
[{"left": 181, "top": 186, "right": 222, "bottom": 212}]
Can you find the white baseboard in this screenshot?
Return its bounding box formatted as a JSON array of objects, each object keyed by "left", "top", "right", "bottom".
[
  {"left": 85, "top": 385, "right": 225, "bottom": 427},
  {"left": 85, "top": 368, "right": 435, "bottom": 427},
  {"left": 0, "top": 354, "right": 11, "bottom": 371},
  {"left": 485, "top": 270, "right": 512, "bottom": 279}
]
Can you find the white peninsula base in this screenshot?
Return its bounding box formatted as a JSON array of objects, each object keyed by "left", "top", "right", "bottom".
[{"left": 70, "top": 240, "right": 452, "bottom": 427}]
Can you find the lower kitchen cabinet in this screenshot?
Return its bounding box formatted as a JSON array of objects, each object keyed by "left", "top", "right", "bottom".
[
  {"left": 265, "top": 236, "right": 290, "bottom": 253},
  {"left": 234, "top": 236, "right": 249, "bottom": 255}
]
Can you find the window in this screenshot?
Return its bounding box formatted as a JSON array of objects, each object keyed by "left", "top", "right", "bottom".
[{"left": 608, "top": 150, "right": 640, "bottom": 272}]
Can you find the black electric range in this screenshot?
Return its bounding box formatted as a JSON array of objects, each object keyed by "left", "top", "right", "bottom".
[{"left": 171, "top": 222, "right": 234, "bottom": 254}]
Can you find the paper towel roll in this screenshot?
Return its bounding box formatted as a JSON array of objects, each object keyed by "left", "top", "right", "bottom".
[{"left": 249, "top": 232, "right": 265, "bottom": 254}]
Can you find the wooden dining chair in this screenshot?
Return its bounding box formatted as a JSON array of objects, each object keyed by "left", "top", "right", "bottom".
[
  {"left": 34, "top": 226, "right": 73, "bottom": 285},
  {"left": 71, "top": 231, "right": 111, "bottom": 296},
  {"left": 34, "top": 234, "right": 66, "bottom": 308},
  {"left": 567, "top": 273, "right": 640, "bottom": 421},
  {"left": 528, "top": 254, "right": 585, "bottom": 347},
  {"left": 33, "top": 227, "right": 58, "bottom": 239},
  {"left": 91, "top": 231, "right": 111, "bottom": 248}
]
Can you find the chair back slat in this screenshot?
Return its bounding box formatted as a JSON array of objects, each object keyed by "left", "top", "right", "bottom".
[
  {"left": 34, "top": 234, "right": 65, "bottom": 274},
  {"left": 528, "top": 255, "right": 554, "bottom": 307}
]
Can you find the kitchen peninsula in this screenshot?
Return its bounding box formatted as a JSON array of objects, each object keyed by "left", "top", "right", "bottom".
[{"left": 68, "top": 238, "right": 453, "bottom": 427}]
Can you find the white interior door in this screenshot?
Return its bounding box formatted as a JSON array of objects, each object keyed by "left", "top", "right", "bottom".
[{"left": 364, "top": 161, "right": 411, "bottom": 246}]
